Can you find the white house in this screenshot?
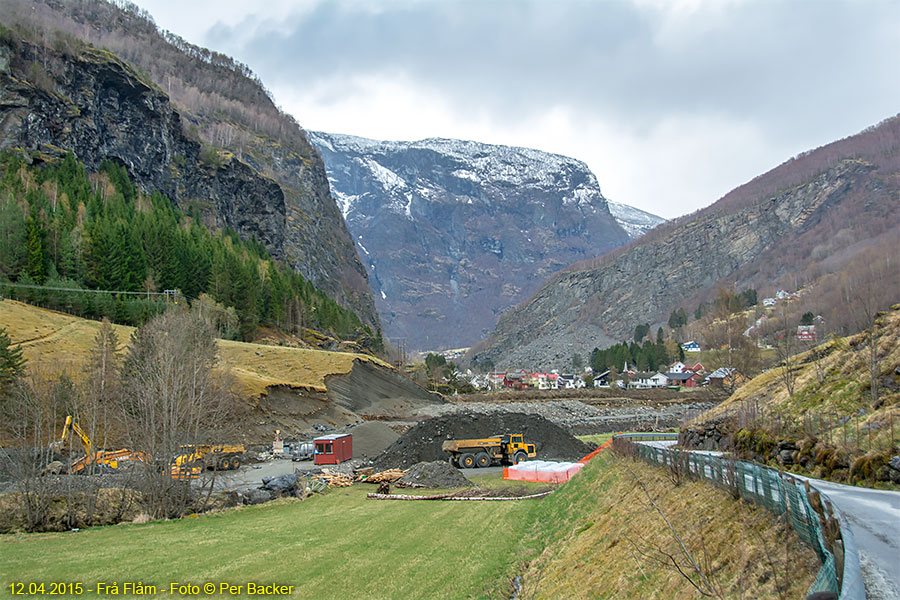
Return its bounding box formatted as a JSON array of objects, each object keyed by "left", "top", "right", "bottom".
[
  {"left": 649, "top": 372, "right": 669, "bottom": 388},
  {"left": 669, "top": 361, "right": 686, "bottom": 373},
  {"left": 762, "top": 298, "right": 776, "bottom": 307},
  {"left": 592, "top": 370, "right": 610, "bottom": 387},
  {"left": 629, "top": 372, "right": 668, "bottom": 389}
]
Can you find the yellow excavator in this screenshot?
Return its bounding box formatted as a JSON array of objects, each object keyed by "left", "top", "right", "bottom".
[{"left": 53, "top": 415, "right": 150, "bottom": 474}]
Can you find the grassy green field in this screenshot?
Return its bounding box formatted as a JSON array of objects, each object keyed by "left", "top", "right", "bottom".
[
  {"left": 1, "top": 474, "right": 549, "bottom": 600},
  {"left": 1, "top": 452, "right": 821, "bottom": 599}
]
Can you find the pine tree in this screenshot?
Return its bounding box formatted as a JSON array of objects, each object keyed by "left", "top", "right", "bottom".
[
  {"left": 24, "top": 208, "right": 46, "bottom": 284},
  {"left": 0, "top": 326, "right": 26, "bottom": 395}
]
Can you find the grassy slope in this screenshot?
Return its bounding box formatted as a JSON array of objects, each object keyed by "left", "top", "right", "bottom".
[
  {"left": 0, "top": 300, "right": 390, "bottom": 398},
  {"left": 518, "top": 453, "right": 819, "bottom": 600},
  {"left": 0, "top": 456, "right": 820, "bottom": 599},
  {"left": 704, "top": 306, "right": 900, "bottom": 448}
]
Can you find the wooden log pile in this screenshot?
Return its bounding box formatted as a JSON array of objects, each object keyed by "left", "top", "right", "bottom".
[
  {"left": 366, "top": 468, "right": 405, "bottom": 483},
  {"left": 313, "top": 469, "right": 353, "bottom": 487}
]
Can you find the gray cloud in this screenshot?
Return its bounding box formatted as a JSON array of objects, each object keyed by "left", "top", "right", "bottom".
[
  {"left": 174, "top": 0, "right": 900, "bottom": 216},
  {"left": 207, "top": 1, "right": 898, "bottom": 134}
]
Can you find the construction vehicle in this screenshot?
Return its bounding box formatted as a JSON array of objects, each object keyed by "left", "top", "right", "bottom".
[
  {"left": 53, "top": 415, "right": 150, "bottom": 474},
  {"left": 442, "top": 433, "right": 536, "bottom": 469},
  {"left": 170, "top": 444, "right": 246, "bottom": 479}
]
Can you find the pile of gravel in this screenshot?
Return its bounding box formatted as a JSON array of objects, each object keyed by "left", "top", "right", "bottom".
[
  {"left": 372, "top": 412, "right": 594, "bottom": 471},
  {"left": 348, "top": 421, "right": 400, "bottom": 458},
  {"left": 396, "top": 461, "right": 473, "bottom": 488}
]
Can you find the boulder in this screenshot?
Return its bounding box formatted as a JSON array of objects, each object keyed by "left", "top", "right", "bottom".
[
  {"left": 244, "top": 489, "right": 273, "bottom": 505},
  {"left": 260, "top": 473, "right": 299, "bottom": 494},
  {"left": 888, "top": 455, "right": 900, "bottom": 472},
  {"left": 778, "top": 450, "right": 795, "bottom": 465}
]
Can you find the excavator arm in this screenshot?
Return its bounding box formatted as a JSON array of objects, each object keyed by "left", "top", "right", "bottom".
[{"left": 58, "top": 415, "right": 92, "bottom": 455}]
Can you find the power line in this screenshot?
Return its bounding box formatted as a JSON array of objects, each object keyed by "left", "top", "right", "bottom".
[{"left": 0, "top": 281, "right": 171, "bottom": 297}]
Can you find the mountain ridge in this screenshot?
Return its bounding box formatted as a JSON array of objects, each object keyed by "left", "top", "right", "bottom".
[
  {"left": 470, "top": 115, "right": 900, "bottom": 369},
  {"left": 310, "top": 131, "right": 645, "bottom": 350}
]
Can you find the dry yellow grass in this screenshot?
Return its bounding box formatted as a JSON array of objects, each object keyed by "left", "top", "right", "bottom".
[
  {"left": 520, "top": 453, "right": 819, "bottom": 600},
  {"left": 701, "top": 305, "right": 900, "bottom": 446},
  {"left": 0, "top": 300, "right": 390, "bottom": 398}
]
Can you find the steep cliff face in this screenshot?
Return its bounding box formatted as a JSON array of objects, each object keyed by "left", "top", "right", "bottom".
[
  {"left": 471, "top": 116, "right": 900, "bottom": 369},
  {"left": 310, "top": 132, "right": 633, "bottom": 350},
  {"left": 0, "top": 42, "right": 283, "bottom": 247},
  {"left": 0, "top": 1, "right": 379, "bottom": 329}
]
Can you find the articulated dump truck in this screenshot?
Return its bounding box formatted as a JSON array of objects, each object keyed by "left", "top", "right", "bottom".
[
  {"left": 171, "top": 444, "right": 246, "bottom": 479},
  {"left": 442, "top": 433, "right": 536, "bottom": 469}
]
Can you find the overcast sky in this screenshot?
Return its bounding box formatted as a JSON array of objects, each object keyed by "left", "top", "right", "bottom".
[{"left": 133, "top": 0, "right": 899, "bottom": 219}]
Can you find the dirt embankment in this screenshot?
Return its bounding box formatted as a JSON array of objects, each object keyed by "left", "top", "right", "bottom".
[
  {"left": 325, "top": 359, "right": 444, "bottom": 417},
  {"left": 414, "top": 399, "right": 715, "bottom": 435},
  {"left": 247, "top": 360, "right": 442, "bottom": 443},
  {"left": 373, "top": 413, "right": 593, "bottom": 471}
]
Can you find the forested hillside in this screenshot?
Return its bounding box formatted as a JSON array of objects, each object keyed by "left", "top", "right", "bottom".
[
  {"left": 0, "top": 152, "right": 372, "bottom": 344},
  {"left": 0, "top": 0, "right": 378, "bottom": 328}
]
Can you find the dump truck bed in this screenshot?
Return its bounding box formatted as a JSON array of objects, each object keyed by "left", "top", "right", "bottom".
[{"left": 441, "top": 438, "right": 503, "bottom": 452}]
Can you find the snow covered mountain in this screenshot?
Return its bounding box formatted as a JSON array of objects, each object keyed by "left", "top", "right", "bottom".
[
  {"left": 310, "top": 131, "right": 638, "bottom": 350},
  {"left": 607, "top": 201, "right": 665, "bottom": 238}
]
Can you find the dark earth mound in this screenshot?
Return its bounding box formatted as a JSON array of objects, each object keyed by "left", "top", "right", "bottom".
[
  {"left": 372, "top": 412, "right": 593, "bottom": 471},
  {"left": 396, "top": 461, "right": 473, "bottom": 488}
]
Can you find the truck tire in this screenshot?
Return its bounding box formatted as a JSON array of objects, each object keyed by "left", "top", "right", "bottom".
[
  {"left": 219, "top": 457, "right": 231, "bottom": 470},
  {"left": 513, "top": 452, "right": 527, "bottom": 465},
  {"left": 448, "top": 455, "right": 459, "bottom": 468},
  {"left": 460, "top": 453, "right": 476, "bottom": 469},
  {"left": 475, "top": 452, "right": 491, "bottom": 468},
  {"left": 230, "top": 457, "right": 241, "bottom": 470}
]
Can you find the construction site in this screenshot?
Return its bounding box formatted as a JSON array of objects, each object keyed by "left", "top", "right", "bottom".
[{"left": 0, "top": 300, "right": 844, "bottom": 598}]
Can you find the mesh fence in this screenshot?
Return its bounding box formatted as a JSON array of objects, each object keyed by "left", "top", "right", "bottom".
[{"left": 618, "top": 434, "right": 846, "bottom": 598}]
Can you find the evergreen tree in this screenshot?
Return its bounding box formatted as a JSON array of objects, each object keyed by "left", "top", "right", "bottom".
[
  {"left": 0, "top": 326, "right": 26, "bottom": 395},
  {"left": 24, "top": 207, "right": 46, "bottom": 284},
  {"left": 0, "top": 197, "right": 26, "bottom": 280}
]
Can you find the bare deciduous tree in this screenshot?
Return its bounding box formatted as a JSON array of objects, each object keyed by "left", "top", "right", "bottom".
[{"left": 119, "top": 310, "right": 234, "bottom": 518}]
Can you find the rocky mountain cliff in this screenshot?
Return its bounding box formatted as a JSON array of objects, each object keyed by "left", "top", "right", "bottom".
[
  {"left": 309, "top": 132, "right": 635, "bottom": 350},
  {"left": 0, "top": 0, "right": 378, "bottom": 329},
  {"left": 471, "top": 116, "right": 900, "bottom": 369}
]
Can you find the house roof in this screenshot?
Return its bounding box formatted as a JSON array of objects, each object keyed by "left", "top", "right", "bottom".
[
  {"left": 706, "top": 367, "right": 735, "bottom": 379},
  {"left": 665, "top": 372, "right": 696, "bottom": 382},
  {"left": 314, "top": 433, "right": 352, "bottom": 441}
]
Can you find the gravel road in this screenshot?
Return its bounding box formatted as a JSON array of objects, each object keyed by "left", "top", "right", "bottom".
[{"left": 636, "top": 439, "right": 900, "bottom": 599}]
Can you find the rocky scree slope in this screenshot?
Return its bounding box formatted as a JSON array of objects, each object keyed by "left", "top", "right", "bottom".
[
  {"left": 310, "top": 131, "right": 634, "bottom": 350},
  {"left": 471, "top": 116, "right": 900, "bottom": 369},
  {"left": 0, "top": 0, "right": 377, "bottom": 328}
]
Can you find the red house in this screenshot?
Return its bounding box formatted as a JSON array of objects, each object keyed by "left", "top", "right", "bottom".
[
  {"left": 503, "top": 371, "right": 529, "bottom": 391},
  {"left": 313, "top": 433, "right": 353, "bottom": 465}
]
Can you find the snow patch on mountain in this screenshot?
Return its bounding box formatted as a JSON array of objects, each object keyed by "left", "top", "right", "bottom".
[{"left": 607, "top": 200, "right": 665, "bottom": 238}]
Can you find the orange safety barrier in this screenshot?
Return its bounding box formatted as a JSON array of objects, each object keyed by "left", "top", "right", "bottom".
[{"left": 578, "top": 434, "right": 619, "bottom": 464}]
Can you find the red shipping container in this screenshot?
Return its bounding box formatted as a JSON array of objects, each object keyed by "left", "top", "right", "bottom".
[{"left": 313, "top": 434, "right": 353, "bottom": 465}]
